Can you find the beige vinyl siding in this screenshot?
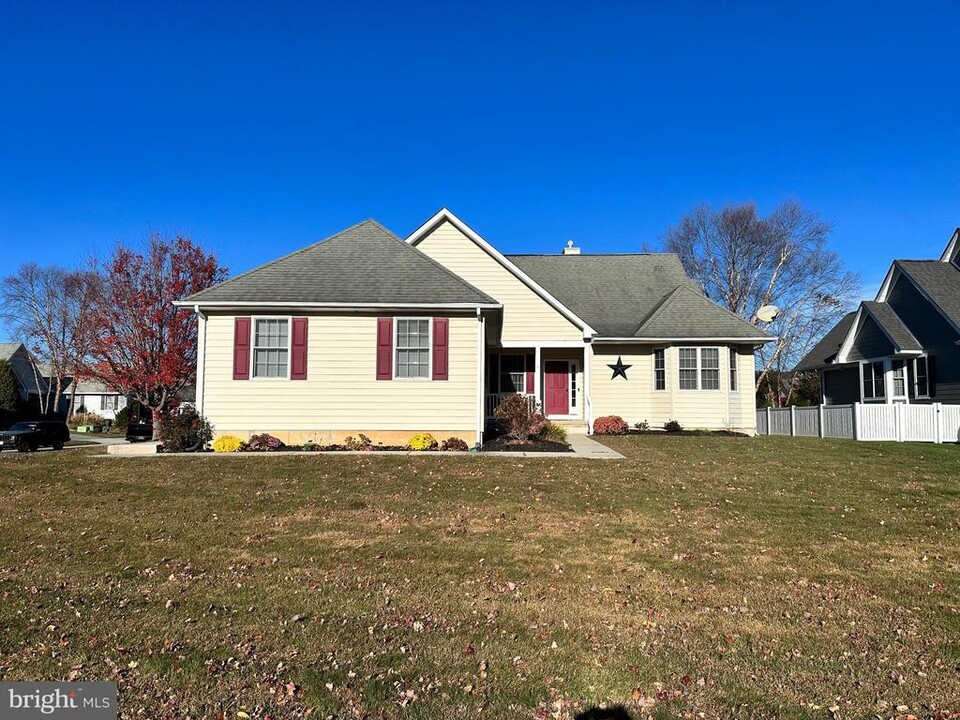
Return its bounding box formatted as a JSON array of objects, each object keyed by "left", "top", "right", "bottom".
[
  {"left": 590, "top": 344, "right": 758, "bottom": 433},
  {"left": 415, "top": 220, "right": 583, "bottom": 343},
  {"left": 590, "top": 345, "right": 654, "bottom": 427},
  {"left": 203, "top": 312, "right": 479, "bottom": 444}
]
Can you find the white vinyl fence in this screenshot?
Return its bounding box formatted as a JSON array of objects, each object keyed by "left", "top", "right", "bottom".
[{"left": 756, "top": 403, "right": 960, "bottom": 443}]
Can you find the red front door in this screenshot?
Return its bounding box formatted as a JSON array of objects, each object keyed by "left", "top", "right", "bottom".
[{"left": 544, "top": 361, "right": 569, "bottom": 416}]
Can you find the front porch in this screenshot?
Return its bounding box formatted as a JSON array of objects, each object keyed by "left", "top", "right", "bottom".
[{"left": 484, "top": 347, "right": 588, "bottom": 424}]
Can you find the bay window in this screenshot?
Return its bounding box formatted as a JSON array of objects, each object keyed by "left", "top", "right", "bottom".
[
  {"left": 653, "top": 349, "right": 665, "bottom": 390},
  {"left": 678, "top": 347, "right": 721, "bottom": 390}
]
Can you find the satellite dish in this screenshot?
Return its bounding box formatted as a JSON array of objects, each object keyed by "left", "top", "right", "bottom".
[{"left": 756, "top": 305, "right": 780, "bottom": 322}]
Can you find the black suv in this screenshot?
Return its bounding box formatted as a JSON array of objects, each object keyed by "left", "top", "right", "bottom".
[{"left": 0, "top": 421, "right": 70, "bottom": 452}]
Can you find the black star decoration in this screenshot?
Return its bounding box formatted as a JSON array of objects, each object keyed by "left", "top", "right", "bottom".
[{"left": 607, "top": 356, "right": 632, "bottom": 380}]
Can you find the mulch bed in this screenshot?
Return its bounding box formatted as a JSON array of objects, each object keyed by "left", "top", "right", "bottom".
[{"left": 481, "top": 437, "right": 572, "bottom": 453}]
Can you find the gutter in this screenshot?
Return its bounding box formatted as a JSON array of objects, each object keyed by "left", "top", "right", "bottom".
[
  {"left": 173, "top": 301, "right": 504, "bottom": 311},
  {"left": 592, "top": 336, "right": 777, "bottom": 343}
]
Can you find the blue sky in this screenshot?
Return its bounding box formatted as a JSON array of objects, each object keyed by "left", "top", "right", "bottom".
[{"left": 1, "top": 0, "right": 958, "bottom": 335}]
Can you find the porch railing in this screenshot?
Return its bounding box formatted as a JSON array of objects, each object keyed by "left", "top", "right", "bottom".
[{"left": 486, "top": 392, "right": 536, "bottom": 418}]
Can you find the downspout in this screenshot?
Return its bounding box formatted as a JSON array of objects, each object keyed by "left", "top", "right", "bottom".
[
  {"left": 194, "top": 305, "right": 207, "bottom": 416},
  {"left": 476, "top": 308, "right": 485, "bottom": 448},
  {"left": 584, "top": 339, "right": 593, "bottom": 434}
]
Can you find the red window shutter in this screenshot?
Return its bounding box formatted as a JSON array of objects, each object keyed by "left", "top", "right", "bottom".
[
  {"left": 233, "top": 317, "right": 251, "bottom": 380},
  {"left": 525, "top": 353, "right": 535, "bottom": 394},
  {"left": 376, "top": 317, "right": 393, "bottom": 380},
  {"left": 432, "top": 317, "right": 449, "bottom": 380},
  {"left": 291, "top": 317, "right": 308, "bottom": 380}
]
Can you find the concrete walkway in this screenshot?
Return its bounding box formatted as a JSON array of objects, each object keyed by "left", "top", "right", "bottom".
[
  {"left": 565, "top": 432, "right": 626, "bottom": 459},
  {"left": 73, "top": 433, "right": 127, "bottom": 446}
]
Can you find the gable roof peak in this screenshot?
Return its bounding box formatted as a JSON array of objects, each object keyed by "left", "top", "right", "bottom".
[
  {"left": 938, "top": 226, "right": 960, "bottom": 264},
  {"left": 182, "top": 217, "right": 497, "bottom": 307}
]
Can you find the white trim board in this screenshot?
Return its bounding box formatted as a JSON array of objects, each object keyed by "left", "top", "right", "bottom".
[
  {"left": 174, "top": 301, "right": 502, "bottom": 311},
  {"left": 836, "top": 304, "right": 924, "bottom": 365},
  {"left": 499, "top": 340, "right": 587, "bottom": 349},
  {"left": 937, "top": 227, "right": 960, "bottom": 264},
  {"left": 406, "top": 208, "right": 597, "bottom": 339},
  {"left": 592, "top": 336, "right": 774, "bottom": 343}
]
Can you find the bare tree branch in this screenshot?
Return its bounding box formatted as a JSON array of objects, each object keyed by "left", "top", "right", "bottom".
[{"left": 662, "top": 200, "right": 860, "bottom": 403}]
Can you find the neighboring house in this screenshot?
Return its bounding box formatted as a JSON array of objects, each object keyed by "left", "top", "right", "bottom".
[
  {"left": 797, "top": 228, "right": 960, "bottom": 405},
  {"left": 0, "top": 342, "right": 49, "bottom": 402},
  {"left": 177, "top": 209, "right": 773, "bottom": 445},
  {"left": 71, "top": 379, "right": 129, "bottom": 420}
]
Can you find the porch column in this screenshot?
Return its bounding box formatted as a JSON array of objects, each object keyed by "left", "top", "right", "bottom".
[
  {"left": 533, "top": 345, "right": 541, "bottom": 409},
  {"left": 584, "top": 341, "right": 593, "bottom": 433}
]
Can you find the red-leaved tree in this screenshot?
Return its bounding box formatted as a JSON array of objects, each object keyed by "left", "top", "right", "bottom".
[{"left": 89, "top": 235, "right": 226, "bottom": 432}]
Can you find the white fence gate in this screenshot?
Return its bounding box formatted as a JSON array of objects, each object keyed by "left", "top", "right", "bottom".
[{"left": 756, "top": 403, "right": 960, "bottom": 443}]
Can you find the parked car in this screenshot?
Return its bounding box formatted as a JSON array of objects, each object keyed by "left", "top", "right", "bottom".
[
  {"left": 0, "top": 420, "right": 70, "bottom": 452},
  {"left": 125, "top": 421, "right": 154, "bottom": 442}
]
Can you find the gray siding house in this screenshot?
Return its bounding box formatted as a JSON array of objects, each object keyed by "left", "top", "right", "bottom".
[
  {"left": 797, "top": 228, "right": 960, "bottom": 404},
  {"left": 0, "top": 342, "right": 48, "bottom": 402}
]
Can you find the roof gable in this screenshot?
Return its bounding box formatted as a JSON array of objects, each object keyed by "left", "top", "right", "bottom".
[
  {"left": 184, "top": 219, "right": 497, "bottom": 308},
  {"left": 794, "top": 312, "right": 857, "bottom": 371},
  {"left": 860, "top": 301, "right": 922, "bottom": 352},
  {"left": 892, "top": 261, "right": 960, "bottom": 334},
  {"left": 632, "top": 285, "right": 774, "bottom": 340},
  {"left": 507, "top": 255, "right": 772, "bottom": 340},
  {"left": 406, "top": 209, "right": 594, "bottom": 335},
  {"left": 938, "top": 227, "right": 960, "bottom": 266}
]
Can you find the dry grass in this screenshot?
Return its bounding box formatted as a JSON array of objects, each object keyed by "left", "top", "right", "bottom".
[{"left": 0, "top": 436, "right": 957, "bottom": 719}]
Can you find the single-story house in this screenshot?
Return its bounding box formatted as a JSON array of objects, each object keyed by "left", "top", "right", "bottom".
[
  {"left": 176, "top": 209, "right": 773, "bottom": 445},
  {"left": 796, "top": 227, "right": 960, "bottom": 404},
  {"left": 71, "top": 379, "right": 129, "bottom": 420}
]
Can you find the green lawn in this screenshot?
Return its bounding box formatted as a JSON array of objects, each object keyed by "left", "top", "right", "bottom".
[{"left": 0, "top": 437, "right": 957, "bottom": 719}]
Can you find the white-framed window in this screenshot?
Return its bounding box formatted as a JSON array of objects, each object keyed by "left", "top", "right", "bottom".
[
  {"left": 570, "top": 361, "right": 578, "bottom": 409},
  {"left": 679, "top": 348, "right": 698, "bottom": 389},
  {"left": 914, "top": 356, "right": 930, "bottom": 398},
  {"left": 395, "top": 318, "right": 431, "bottom": 379},
  {"left": 729, "top": 348, "right": 738, "bottom": 391},
  {"left": 891, "top": 360, "right": 906, "bottom": 398},
  {"left": 653, "top": 349, "right": 665, "bottom": 390},
  {"left": 498, "top": 354, "right": 526, "bottom": 393},
  {"left": 253, "top": 317, "right": 290, "bottom": 378},
  {"left": 701, "top": 348, "right": 720, "bottom": 389},
  {"left": 100, "top": 395, "right": 119, "bottom": 411},
  {"left": 861, "top": 360, "right": 885, "bottom": 400},
  {"left": 678, "top": 347, "right": 721, "bottom": 390}
]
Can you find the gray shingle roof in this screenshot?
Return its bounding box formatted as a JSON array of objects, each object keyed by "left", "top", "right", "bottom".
[
  {"left": 0, "top": 342, "right": 24, "bottom": 361},
  {"left": 186, "top": 220, "right": 497, "bottom": 306},
  {"left": 506, "top": 253, "right": 771, "bottom": 339},
  {"left": 896, "top": 260, "right": 960, "bottom": 328},
  {"left": 633, "top": 285, "right": 773, "bottom": 339},
  {"left": 860, "top": 301, "right": 922, "bottom": 352},
  {"left": 794, "top": 312, "right": 857, "bottom": 371}
]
